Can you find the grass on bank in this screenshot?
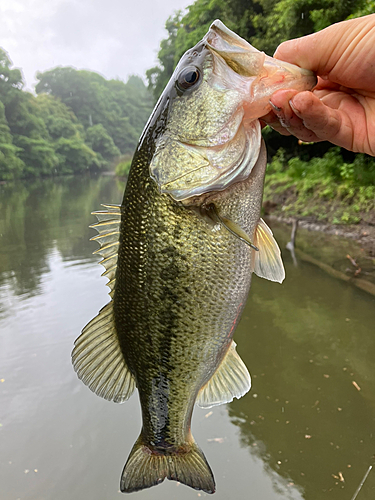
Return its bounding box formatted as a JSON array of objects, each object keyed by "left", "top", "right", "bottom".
[{"left": 264, "top": 147, "right": 375, "bottom": 225}]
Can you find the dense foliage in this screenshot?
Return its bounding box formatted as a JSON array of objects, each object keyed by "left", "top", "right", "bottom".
[
  {"left": 146, "top": 0, "right": 375, "bottom": 223},
  {"left": 0, "top": 49, "right": 153, "bottom": 180},
  {"left": 146, "top": 0, "right": 372, "bottom": 102}
]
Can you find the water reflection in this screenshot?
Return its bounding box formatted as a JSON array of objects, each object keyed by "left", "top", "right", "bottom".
[
  {"left": 0, "top": 175, "right": 122, "bottom": 315},
  {"left": 231, "top": 257, "right": 375, "bottom": 499},
  {"left": 0, "top": 175, "right": 374, "bottom": 499}
]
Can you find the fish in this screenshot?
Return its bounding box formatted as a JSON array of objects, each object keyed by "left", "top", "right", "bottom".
[{"left": 72, "top": 20, "right": 316, "bottom": 494}]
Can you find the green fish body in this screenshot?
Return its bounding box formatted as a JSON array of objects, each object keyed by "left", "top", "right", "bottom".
[{"left": 72, "top": 20, "right": 316, "bottom": 494}]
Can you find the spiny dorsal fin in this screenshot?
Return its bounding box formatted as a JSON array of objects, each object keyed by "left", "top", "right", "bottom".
[
  {"left": 90, "top": 204, "right": 121, "bottom": 291},
  {"left": 196, "top": 341, "right": 251, "bottom": 409},
  {"left": 252, "top": 218, "right": 285, "bottom": 283},
  {"left": 72, "top": 302, "right": 136, "bottom": 403}
]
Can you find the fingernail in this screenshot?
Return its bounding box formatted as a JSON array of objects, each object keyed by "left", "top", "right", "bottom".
[
  {"left": 289, "top": 99, "right": 299, "bottom": 115},
  {"left": 269, "top": 100, "right": 290, "bottom": 128},
  {"left": 269, "top": 100, "right": 281, "bottom": 112},
  {"left": 276, "top": 111, "right": 291, "bottom": 128},
  {"left": 279, "top": 117, "right": 291, "bottom": 128}
]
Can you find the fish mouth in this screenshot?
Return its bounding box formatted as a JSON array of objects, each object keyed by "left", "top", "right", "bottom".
[
  {"left": 205, "top": 20, "right": 317, "bottom": 91},
  {"left": 204, "top": 20, "right": 267, "bottom": 78}
]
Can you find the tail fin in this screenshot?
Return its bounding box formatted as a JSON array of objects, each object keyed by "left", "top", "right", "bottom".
[{"left": 120, "top": 436, "right": 215, "bottom": 494}]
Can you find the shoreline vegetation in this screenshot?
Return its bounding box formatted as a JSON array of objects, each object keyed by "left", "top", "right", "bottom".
[
  {"left": 1, "top": 0, "right": 374, "bottom": 238},
  {"left": 263, "top": 145, "right": 375, "bottom": 229},
  {"left": 0, "top": 50, "right": 153, "bottom": 181}
]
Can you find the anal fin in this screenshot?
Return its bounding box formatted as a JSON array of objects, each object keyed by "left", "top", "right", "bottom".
[{"left": 196, "top": 341, "right": 251, "bottom": 409}]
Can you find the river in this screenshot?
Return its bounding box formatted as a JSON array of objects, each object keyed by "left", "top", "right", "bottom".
[{"left": 1, "top": 175, "right": 374, "bottom": 500}]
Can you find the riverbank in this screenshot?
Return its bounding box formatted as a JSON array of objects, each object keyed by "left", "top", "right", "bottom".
[
  {"left": 263, "top": 155, "right": 375, "bottom": 262},
  {"left": 266, "top": 215, "right": 375, "bottom": 296},
  {"left": 262, "top": 154, "right": 375, "bottom": 293},
  {"left": 266, "top": 214, "right": 375, "bottom": 257},
  {"left": 263, "top": 146, "right": 375, "bottom": 241}
]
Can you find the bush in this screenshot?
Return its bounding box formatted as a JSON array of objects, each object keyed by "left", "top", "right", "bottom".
[{"left": 115, "top": 157, "right": 132, "bottom": 177}]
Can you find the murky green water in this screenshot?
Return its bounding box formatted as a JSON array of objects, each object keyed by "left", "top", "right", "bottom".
[{"left": 1, "top": 176, "right": 374, "bottom": 500}]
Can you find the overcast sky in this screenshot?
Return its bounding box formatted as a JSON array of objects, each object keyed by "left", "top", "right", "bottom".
[{"left": 1, "top": 0, "right": 191, "bottom": 90}]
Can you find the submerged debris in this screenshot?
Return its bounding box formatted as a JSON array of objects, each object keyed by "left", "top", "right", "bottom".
[
  {"left": 352, "top": 381, "right": 361, "bottom": 391},
  {"left": 350, "top": 465, "right": 373, "bottom": 500}
]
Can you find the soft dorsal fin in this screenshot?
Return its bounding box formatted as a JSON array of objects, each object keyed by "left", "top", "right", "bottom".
[
  {"left": 196, "top": 341, "right": 251, "bottom": 409},
  {"left": 252, "top": 218, "right": 285, "bottom": 283},
  {"left": 72, "top": 302, "right": 136, "bottom": 403},
  {"left": 72, "top": 204, "right": 136, "bottom": 403}
]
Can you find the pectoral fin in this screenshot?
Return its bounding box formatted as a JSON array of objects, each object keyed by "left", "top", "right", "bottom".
[
  {"left": 206, "top": 206, "right": 284, "bottom": 283},
  {"left": 206, "top": 204, "right": 258, "bottom": 250},
  {"left": 252, "top": 218, "right": 285, "bottom": 283},
  {"left": 196, "top": 341, "right": 251, "bottom": 409}
]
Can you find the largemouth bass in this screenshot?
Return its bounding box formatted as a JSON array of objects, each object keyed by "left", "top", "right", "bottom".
[{"left": 72, "top": 20, "right": 316, "bottom": 494}]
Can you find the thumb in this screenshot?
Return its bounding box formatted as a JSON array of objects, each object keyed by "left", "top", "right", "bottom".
[
  {"left": 273, "top": 15, "right": 375, "bottom": 86},
  {"left": 273, "top": 33, "right": 320, "bottom": 72}
]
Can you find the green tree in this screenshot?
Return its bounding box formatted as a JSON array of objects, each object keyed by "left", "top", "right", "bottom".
[
  {"left": 14, "top": 136, "right": 59, "bottom": 177},
  {"left": 55, "top": 137, "right": 103, "bottom": 175},
  {"left": 35, "top": 92, "right": 103, "bottom": 175},
  {"left": 35, "top": 67, "right": 102, "bottom": 127},
  {"left": 0, "top": 48, "right": 23, "bottom": 93},
  {"left": 0, "top": 101, "right": 24, "bottom": 179},
  {"left": 0, "top": 49, "right": 58, "bottom": 178},
  {"left": 250, "top": 0, "right": 367, "bottom": 54},
  {"left": 36, "top": 93, "right": 83, "bottom": 140},
  {"left": 35, "top": 68, "right": 153, "bottom": 155},
  {"left": 85, "top": 123, "right": 120, "bottom": 161},
  {"left": 0, "top": 47, "right": 153, "bottom": 180},
  {"left": 350, "top": 0, "right": 375, "bottom": 16}
]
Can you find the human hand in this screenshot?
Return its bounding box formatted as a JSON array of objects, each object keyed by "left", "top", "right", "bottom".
[{"left": 261, "top": 14, "right": 375, "bottom": 156}]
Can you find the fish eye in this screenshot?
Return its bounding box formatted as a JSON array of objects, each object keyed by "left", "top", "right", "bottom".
[{"left": 176, "top": 67, "right": 200, "bottom": 91}]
